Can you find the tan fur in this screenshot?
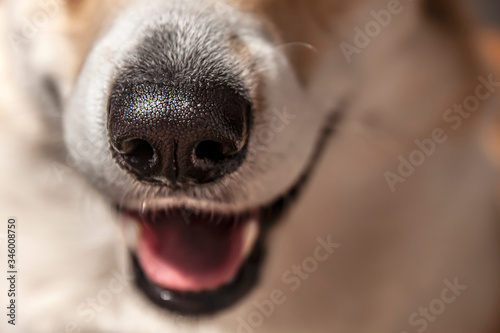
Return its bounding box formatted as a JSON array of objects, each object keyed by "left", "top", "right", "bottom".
[
  {"left": 62, "top": 0, "right": 127, "bottom": 81},
  {"left": 26, "top": 0, "right": 480, "bottom": 87},
  {"left": 234, "top": 0, "right": 353, "bottom": 84},
  {"left": 223, "top": 0, "right": 476, "bottom": 85},
  {"left": 61, "top": 0, "right": 349, "bottom": 84}
]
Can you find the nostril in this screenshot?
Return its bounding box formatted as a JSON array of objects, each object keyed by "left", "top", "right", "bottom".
[
  {"left": 194, "top": 140, "right": 227, "bottom": 163},
  {"left": 117, "top": 139, "right": 157, "bottom": 172}
]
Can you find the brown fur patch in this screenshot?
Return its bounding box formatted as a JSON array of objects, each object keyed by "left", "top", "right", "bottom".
[
  {"left": 478, "top": 30, "right": 500, "bottom": 166},
  {"left": 228, "top": 0, "right": 476, "bottom": 86},
  {"left": 63, "top": 0, "right": 127, "bottom": 80},
  {"left": 226, "top": 32, "right": 267, "bottom": 125},
  {"left": 229, "top": 0, "right": 354, "bottom": 84},
  {"left": 59, "top": 0, "right": 477, "bottom": 87}
]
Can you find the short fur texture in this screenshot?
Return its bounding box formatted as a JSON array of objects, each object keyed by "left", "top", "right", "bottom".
[{"left": 1, "top": 0, "right": 500, "bottom": 332}]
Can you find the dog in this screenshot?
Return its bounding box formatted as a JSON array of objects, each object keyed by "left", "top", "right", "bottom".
[{"left": 1, "top": 0, "right": 500, "bottom": 332}]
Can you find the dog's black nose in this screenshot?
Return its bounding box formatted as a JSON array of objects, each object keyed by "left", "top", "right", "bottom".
[{"left": 108, "top": 81, "right": 250, "bottom": 184}]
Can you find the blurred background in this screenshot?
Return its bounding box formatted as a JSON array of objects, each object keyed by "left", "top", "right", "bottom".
[{"left": 473, "top": 0, "right": 500, "bottom": 26}]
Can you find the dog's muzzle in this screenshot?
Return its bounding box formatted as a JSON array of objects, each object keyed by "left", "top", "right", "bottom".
[{"left": 106, "top": 73, "right": 265, "bottom": 315}]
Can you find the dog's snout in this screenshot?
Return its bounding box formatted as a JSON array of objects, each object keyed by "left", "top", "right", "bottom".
[{"left": 108, "top": 81, "right": 250, "bottom": 184}]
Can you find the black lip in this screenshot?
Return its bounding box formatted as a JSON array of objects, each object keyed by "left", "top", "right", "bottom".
[
  {"left": 132, "top": 238, "right": 264, "bottom": 316},
  {"left": 128, "top": 110, "right": 343, "bottom": 316}
]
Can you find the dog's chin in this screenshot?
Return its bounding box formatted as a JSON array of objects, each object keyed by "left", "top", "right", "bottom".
[{"left": 117, "top": 187, "right": 296, "bottom": 316}]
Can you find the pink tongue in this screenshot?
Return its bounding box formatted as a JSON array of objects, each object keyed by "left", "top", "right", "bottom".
[{"left": 136, "top": 211, "right": 245, "bottom": 291}]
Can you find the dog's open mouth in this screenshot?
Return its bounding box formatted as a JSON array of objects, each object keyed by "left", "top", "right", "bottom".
[
  {"left": 131, "top": 208, "right": 259, "bottom": 291},
  {"left": 120, "top": 202, "right": 280, "bottom": 316}
]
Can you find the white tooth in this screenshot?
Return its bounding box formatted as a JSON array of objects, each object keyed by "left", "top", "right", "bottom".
[
  {"left": 122, "top": 215, "right": 140, "bottom": 250},
  {"left": 160, "top": 291, "right": 172, "bottom": 301},
  {"left": 241, "top": 218, "right": 260, "bottom": 260}
]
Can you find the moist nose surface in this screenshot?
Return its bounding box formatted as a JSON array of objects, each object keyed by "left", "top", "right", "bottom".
[{"left": 108, "top": 81, "right": 250, "bottom": 184}]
